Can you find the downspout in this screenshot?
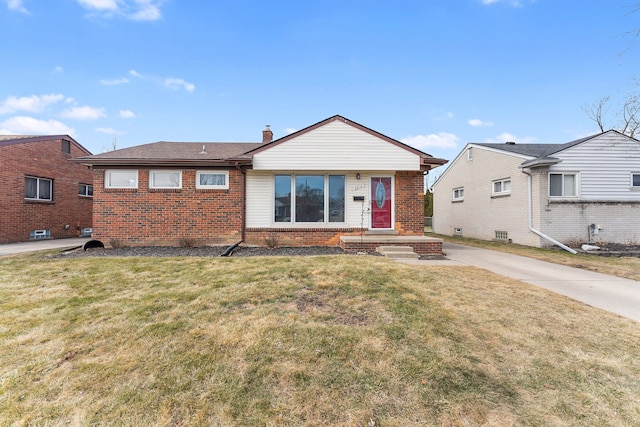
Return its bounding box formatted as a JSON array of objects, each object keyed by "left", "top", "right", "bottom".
[
  {"left": 521, "top": 168, "right": 577, "bottom": 254},
  {"left": 234, "top": 162, "right": 247, "bottom": 243},
  {"left": 221, "top": 162, "right": 246, "bottom": 257}
]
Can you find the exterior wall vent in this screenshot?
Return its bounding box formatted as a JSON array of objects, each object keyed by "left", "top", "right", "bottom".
[
  {"left": 494, "top": 230, "right": 509, "bottom": 241},
  {"left": 454, "top": 227, "right": 463, "bottom": 235},
  {"left": 30, "top": 229, "right": 51, "bottom": 240}
]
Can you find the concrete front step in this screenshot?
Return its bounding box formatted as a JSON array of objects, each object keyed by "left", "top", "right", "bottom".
[{"left": 376, "top": 246, "right": 420, "bottom": 259}]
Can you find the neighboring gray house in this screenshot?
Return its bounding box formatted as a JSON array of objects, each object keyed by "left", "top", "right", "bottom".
[{"left": 433, "top": 130, "right": 640, "bottom": 248}]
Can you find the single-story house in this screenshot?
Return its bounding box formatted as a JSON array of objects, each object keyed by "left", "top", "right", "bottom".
[
  {"left": 75, "top": 115, "right": 448, "bottom": 254},
  {"left": 432, "top": 130, "right": 640, "bottom": 248},
  {"left": 0, "top": 135, "right": 93, "bottom": 243}
]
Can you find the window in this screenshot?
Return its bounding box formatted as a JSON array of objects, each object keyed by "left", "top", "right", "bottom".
[
  {"left": 196, "top": 171, "right": 229, "bottom": 189},
  {"left": 492, "top": 178, "right": 511, "bottom": 196},
  {"left": 452, "top": 187, "right": 464, "bottom": 201},
  {"left": 149, "top": 170, "right": 182, "bottom": 189},
  {"left": 30, "top": 229, "right": 51, "bottom": 240},
  {"left": 549, "top": 173, "right": 577, "bottom": 197},
  {"left": 105, "top": 170, "right": 138, "bottom": 189},
  {"left": 274, "top": 174, "right": 345, "bottom": 223},
  {"left": 62, "top": 139, "right": 71, "bottom": 154},
  {"left": 79, "top": 184, "right": 93, "bottom": 197},
  {"left": 632, "top": 173, "right": 640, "bottom": 188},
  {"left": 25, "top": 177, "right": 52, "bottom": 201}
]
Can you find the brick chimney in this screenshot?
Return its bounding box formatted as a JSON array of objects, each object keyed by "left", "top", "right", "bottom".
[{"left": 262, "top": 125, "right": 273, "bottom": 143}]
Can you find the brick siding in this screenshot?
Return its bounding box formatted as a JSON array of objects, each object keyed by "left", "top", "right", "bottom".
[
  {"left": 92, "top": 168, "right": 244, "bottom": 247},
  {"left": 0, "top": 138, "right": 93, "bottom": 243},
  {"left": 394, "top": 171, "right": 425, "bottom": 235}
]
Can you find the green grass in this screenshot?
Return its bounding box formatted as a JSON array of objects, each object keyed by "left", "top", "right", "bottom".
[{"left": 1, "top": 253, "right": 639, "bottom": 426}]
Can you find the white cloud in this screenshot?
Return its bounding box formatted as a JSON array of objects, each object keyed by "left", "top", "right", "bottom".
[
  {"left": 129, "top": 0, "right": 161, "bottom": 21},
  {"left": 76, "top": 0, "right": 164, "bottom": 20},
  {"left": 164, "top": 78, "right": 195, "bottom": 92},
  {"left": 76, "top": 0, "right": 118, "bottom": 11},
  {"left": 483, "top": 132, "right": 536, "bottom": 144},
  {"left": 7, "top": 0, "right": 28, "bottom": 13},
  {"left": 60, "top": 106, "right": 106, "bottom": 120},
  {"left": 0, "top": 94, "right": 65, "bottom": 114},
  {"left": 54, "top": 66, "right": 64, "bottom": 73},
  {"left": 129, "top": 69, "right": 143, "bottom": 78},
  {"left": 468, "top": 118, "right": 494, "bottom": 127},
  {"left": 96, "top": 127, "right": 125, "bottom": 135},
  {"left": 285, "top": 127, "right": 297, "bottom": 135},
  {"left": 401, "top": 132, "right": 459, "bottom": 150},
  {"left": 0, "top": 116, "right": 75, "bottom": 135},
  {"left": 480, "top": 0, "right": 531, "bottom": 6},
  {"left": 119, "top": 109, "right": 136, "bottom": 118},
  {"left": 100, "top": 77, "right": 129, "bottom": 85}
]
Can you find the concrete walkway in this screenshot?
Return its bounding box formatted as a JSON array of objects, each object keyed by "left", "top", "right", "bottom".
[
  {"left": 0, "top": 238, "right": 90, "bottom": 256},
  {"left": 401, "top": 242, "right": 640, "bottom": 323}
]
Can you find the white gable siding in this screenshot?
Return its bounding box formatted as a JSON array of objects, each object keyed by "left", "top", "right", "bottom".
[
  {"left": 246, "top": 170, "right": 386, "bottom": 228},
  {"left": 552, "top": 132, "right": 640, "bottom": 201},
  {"left": 252, "top": 121, "right": 420, "bottom": 171}
]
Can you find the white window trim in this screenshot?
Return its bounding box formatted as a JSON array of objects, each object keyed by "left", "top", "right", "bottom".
[
  {"left": 273, "top": 173, "right": 347, "bottom": 225},
  {"left": 105, "top": 169, "right": 138, "bottom": 189},
  {"left": 452, "top": 187, "right": 464, "bottom": 201},
  {"left": 196, "top": 170, "right": 229, "bottom": 189},
  {"left": 492, "top": 178, "right": 511, "bottom": 196},
  {"left": 549, "top": 172, "right": 579, "bottom": 198},
  {"left": 79, "top": 183, "right": 93, "bottom": 197},
  {"left": 149, "top": 169, "right": 182, "bottom": 189},
  {"left": 25, "top": 176, "right": 53, "bottom": 201}
]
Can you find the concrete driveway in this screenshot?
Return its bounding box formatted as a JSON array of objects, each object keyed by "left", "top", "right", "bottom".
[
  {"left": 0, "top": 238, "right": 90, "bottom": 256},
  {"left": 403, "top": 242, "right": 640, "bottom": 323}
]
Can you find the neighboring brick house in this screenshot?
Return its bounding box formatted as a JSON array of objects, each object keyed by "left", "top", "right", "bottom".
[
  {"left": 75, "top": 115, "right": 448, "bottom": 254},
  {"left": 433, "top": 130, "right": 640, "bottom": 249},
  {"left": 0, "top": 135, "right": 94, "bottom": 243}
]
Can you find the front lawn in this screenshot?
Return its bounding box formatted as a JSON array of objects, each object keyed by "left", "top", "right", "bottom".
[{"left": 1, "top": 254, "right": 639, "bottom": 426}]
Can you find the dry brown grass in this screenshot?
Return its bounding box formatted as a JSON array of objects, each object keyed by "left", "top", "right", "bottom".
[
  {"left": 438, "top": 234, "right": 640, "bottom": 282},
  {"left": 1, "top": 253, "right": 639, "bottom": 426}
]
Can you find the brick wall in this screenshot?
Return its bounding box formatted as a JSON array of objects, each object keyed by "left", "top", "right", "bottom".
[
  {"left": 92, "top": 168, "right": 244, "bottom": 246},
  {"left": 394, "top": 171, "right": 424, "bottom": 235},
  {"left": 0, "top": 138, "right": 93, "bottom": 243},
  {"left": 245, "top": 227, "right": 365, "bottom": 247}
]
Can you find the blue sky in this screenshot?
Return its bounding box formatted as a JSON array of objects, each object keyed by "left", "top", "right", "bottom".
[{"left": 1, "top": 0, "right": 639, "bottom": 177}]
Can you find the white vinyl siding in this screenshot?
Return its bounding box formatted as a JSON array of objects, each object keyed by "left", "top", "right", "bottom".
[
  {"left": 252, "top": 121, "right": 420, "bottom": 171},
  {"left": 246, "top": 170, "right": 376, "bottom": 228},
  {"left": 551, "top": 132, "right": 640, "bottom": 200}
]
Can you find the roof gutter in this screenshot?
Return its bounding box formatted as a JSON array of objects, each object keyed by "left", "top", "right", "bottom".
[{"left": 520, "top": 167, "right": 577, "bottom": 254}]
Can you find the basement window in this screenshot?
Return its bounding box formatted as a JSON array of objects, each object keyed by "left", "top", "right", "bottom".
[
  {"left": 30, "top": 229, "right": 51, "bottom": 240},
  {"left": 632, "top": 173, "right": 640, "bottom": 188}
]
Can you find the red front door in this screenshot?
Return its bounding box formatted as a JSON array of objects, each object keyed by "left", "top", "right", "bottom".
[{"left": 371, "top": 177, "right": 392, "bottom": 229}]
